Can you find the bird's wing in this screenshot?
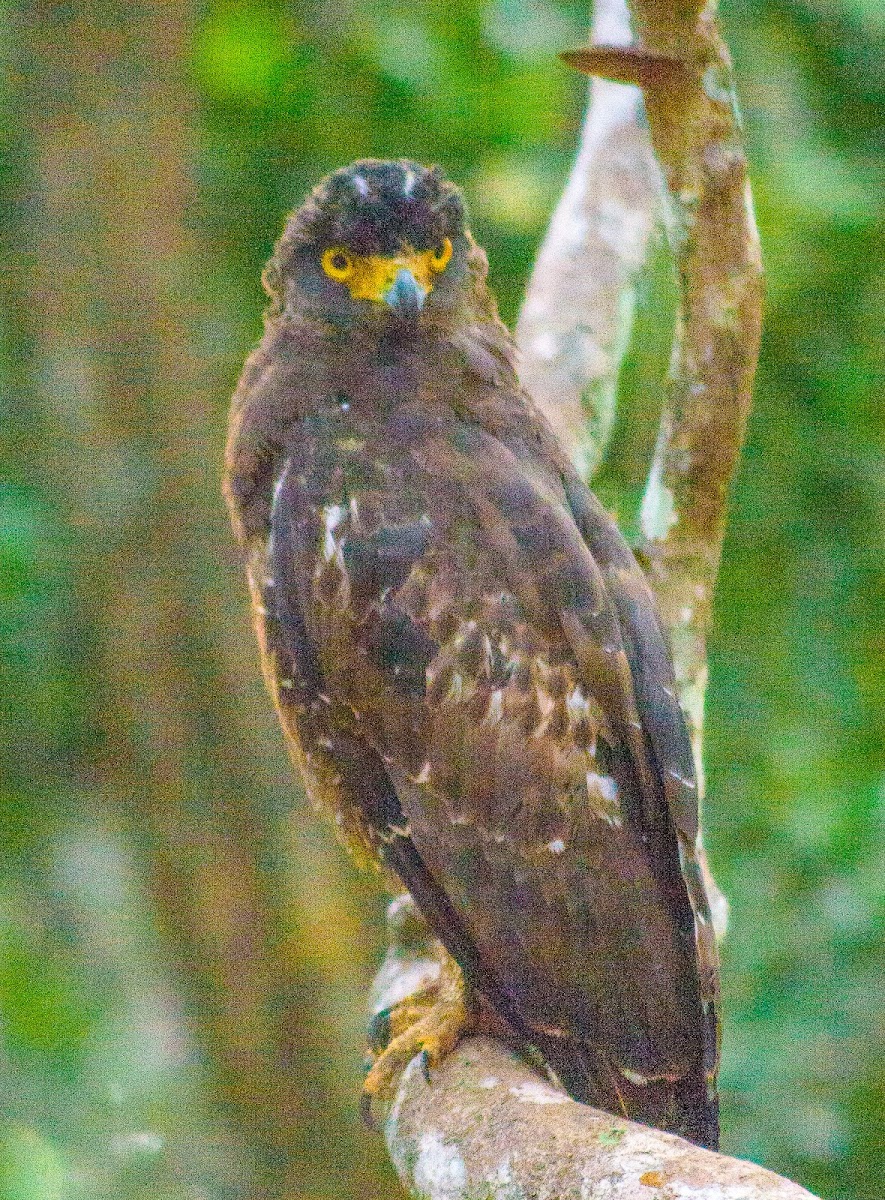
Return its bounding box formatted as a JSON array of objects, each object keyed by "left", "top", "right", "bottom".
[
  {"left": 258, "top": 458, "right": 542, "bottom": 1029},
  {"left": 559, "top": 474, "right": 700, "bottom": 842},
  {"left": 266, "top": 416, "right": 717, "bottom": 1146},
  {"left": 460, "top": 366, "right": 720, "bottom": 1089},
  {"left": 560, "top": 470, "right": 720, "bottom": 1073}
]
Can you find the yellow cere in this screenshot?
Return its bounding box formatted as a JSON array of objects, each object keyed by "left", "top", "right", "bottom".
[{"left": 321, "top": 238, "right": 452, "bottom": 303}]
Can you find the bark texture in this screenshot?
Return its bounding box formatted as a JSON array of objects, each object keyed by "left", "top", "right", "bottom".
[
  {"left": 387, "top": 1040, "right": 820, "bottom": 1200},
  {"left": 563, "top": 0, "right": 764, "bottom": 780},
  {"left": 517, "top": 0, "right": 663, "bottom": 482}
]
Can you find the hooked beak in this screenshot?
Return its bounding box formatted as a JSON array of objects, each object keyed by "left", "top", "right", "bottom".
[{"left": 383, "top": 268, "right": 426, "bottom": 318}]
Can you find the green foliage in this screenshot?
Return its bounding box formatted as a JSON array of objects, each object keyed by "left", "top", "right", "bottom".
[{"left": 1, "top": 1, "right": 882, "bottom": 1198}]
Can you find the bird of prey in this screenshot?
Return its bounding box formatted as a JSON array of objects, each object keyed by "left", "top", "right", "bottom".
[{"left": 224, "top": 159, "right": 720, "bottom": 1149}]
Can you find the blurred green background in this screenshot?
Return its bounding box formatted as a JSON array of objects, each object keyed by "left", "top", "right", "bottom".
[{"left": 1, "top": 1, "right": 882, "bottom": 1198}]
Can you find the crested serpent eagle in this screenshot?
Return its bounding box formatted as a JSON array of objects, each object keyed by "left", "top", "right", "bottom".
[{"left": 224, "top": 158, "right": 720, "bottom": 1149}]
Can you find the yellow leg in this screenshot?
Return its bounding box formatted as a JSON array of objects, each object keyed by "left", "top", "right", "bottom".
[{"left": 362, "top": 950, "right": 473, "bottom": 1123}]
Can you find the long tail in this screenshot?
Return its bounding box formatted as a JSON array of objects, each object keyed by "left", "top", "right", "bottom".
[{"left": 540, "top": 1036, "right": 719, "bottom": 1151}]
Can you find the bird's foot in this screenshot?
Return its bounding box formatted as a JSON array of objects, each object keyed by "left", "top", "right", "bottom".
[{"left": 362, "top": 951, "right": 473, "bottom": 1126}]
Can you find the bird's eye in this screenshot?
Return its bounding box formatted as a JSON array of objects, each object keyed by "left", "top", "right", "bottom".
[
  {"left": 322, "top": 247, "right": 354, "bottom": 281},
  {"left": 429, "top": 238, "right": 452, "bottom": 272}
]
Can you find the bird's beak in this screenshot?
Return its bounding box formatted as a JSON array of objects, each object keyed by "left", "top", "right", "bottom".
[
  {"left": 382, "top": 267, "right": 427, "bottom": 318},
  {"left": 341, "top": 248, "right": 435, "bottom": 313}
]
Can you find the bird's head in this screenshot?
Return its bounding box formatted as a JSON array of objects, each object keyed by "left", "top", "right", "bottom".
[{"left": 264, "top": 159, "right": 486, "bottom": 331}]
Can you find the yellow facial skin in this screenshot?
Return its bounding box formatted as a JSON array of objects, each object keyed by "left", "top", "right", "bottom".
[{"left": 321, "top": 238, "right": 452, "bottom": 304}]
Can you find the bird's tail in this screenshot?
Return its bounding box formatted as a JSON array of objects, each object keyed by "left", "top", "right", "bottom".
[{"left": 539, "top": 1036, "right": 719, "bottom": 1151}]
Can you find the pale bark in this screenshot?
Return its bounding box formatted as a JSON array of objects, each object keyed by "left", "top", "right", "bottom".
[
  {"left": 516, "top": 0, "right": 664, "bottom": 482},
  {"left": 387, "top": 1041, "right": 819, "bottom": 1200},
  {"left": 562, "top": 0, "right": 764, "bottom": 783}
]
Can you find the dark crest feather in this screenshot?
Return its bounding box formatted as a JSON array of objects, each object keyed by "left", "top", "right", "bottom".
[{"left": 275, "top": 159, "right": 466, "bottom": 261}]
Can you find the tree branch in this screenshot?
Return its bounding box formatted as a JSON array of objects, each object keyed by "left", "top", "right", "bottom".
[
  {"left": 374, "top": 900, "right": 820, "bottom": 1200},
  {"left": 564, "top": 0, "right": 764, "bottom": 780},
  {"left": 386, "top": 1043, "right": 819, "bottom": 1200},
  {"left": 516, "top": 0, "right": 663, "bottom": 482}
]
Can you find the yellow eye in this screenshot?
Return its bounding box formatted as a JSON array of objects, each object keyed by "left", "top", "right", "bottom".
[
  {"left": 429, "top": 237, "right": 452, "bottom": 272},
  {"left": 322, "top": 247, "right": 353, "bottom": 281}
]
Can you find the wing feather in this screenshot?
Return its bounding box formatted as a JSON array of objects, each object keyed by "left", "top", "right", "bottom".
[
  {"left": 265, "top": 460, "right": 543, "bottom": 1041},
  {"left": 264, "top": 411, "right": 719, "bottom": 1147}
]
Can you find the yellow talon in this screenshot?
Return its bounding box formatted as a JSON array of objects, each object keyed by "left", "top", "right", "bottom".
[{"left": 361, "top": 952, "right": 472, "bottom": 1125}]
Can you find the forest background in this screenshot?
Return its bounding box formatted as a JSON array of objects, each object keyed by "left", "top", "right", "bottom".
[{"left": 1, "top": 2, "right": 882, "bottom": 1198}]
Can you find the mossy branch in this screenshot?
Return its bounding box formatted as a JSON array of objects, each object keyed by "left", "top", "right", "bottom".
[
  {"left": 387, "top": 1042, "right": 819, "bottom": 1200},
  {"left": 385, "top": 1037, "right": 818, "bottom": 1200}
]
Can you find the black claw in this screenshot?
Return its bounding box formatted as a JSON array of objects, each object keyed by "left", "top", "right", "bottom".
[
  {"left": 366, "top": 1007, "right": 393, "bottom": 1054},
  {"left": 419, "top": 1049, "right": 432, "bottom": 1085}
]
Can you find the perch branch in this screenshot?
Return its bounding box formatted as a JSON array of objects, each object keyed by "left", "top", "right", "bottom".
[
  {"left": 387, "top": 1044, "right": 820, "bottom": 1200},
  {"left": 374, "top": 900, "right": 820, "bottom": 1200}
]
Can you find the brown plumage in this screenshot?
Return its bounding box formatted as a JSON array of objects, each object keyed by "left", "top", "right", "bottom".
[{"left": 224, "top": 159, "right": 720, "bottom": 1149}]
